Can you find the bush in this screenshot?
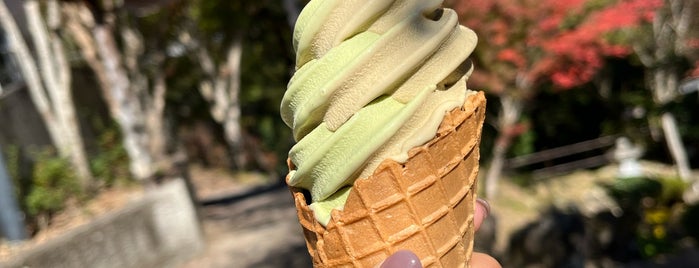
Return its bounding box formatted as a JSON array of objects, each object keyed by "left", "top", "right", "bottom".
[
  {"left": 605, "top": 177, "right": 662, "bottom": 207},
  {"left": 603, "top": 176, "right": 689, "bottom": 258},
  {"left": 25, "top": 149, "right": 81, "bottom": 217},
  {"left": 90, "top": 126, "right": 132, "bottom": 187}
]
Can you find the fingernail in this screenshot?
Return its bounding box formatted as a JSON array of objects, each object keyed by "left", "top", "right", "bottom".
[
  {"left": 380, "top": 250, "right": 422, "bottom": 268},
  {"left": 476, "top": 198, "right": 491, "bottom": 217}
]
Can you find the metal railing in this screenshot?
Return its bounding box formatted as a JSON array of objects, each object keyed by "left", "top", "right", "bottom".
[{"left": 505, "top": 135, "right": 619, "bottom": 178}]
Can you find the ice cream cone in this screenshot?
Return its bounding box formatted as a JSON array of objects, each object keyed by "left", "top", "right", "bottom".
[{"left": 287, "top": 92, "right": 486, "bottom": 268}]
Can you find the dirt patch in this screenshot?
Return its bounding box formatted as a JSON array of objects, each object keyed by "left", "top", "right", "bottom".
[
  {"left": 187, "top": 164, "right": 275, "bottom": 200},
  {"left": 181, "top": 186, "right": 311, "bottom": 268},
  {"left": 181, "top": 163, "right": 311, "bottom": 267}
]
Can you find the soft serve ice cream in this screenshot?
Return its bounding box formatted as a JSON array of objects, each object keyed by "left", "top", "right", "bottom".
[{"left": 281, "top": 0, "right": 478, "bottom": 225}]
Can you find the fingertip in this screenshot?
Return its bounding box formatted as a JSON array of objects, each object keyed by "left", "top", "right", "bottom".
[
  {"left": 474, "top": 198, "right": 490, "bottom": 231},
  {"left": 476, "top": 198, "right": 491, "bottom": 216},
  {"left": 379, "top": 250, "right": 422, "bottom": 268},
  {"left": 471, "top": 252, "right": 502, "bottom": 268}
]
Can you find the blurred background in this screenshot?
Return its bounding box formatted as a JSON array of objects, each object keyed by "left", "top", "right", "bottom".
[{"left": 0, "top": 0, "right": 697, "bottom": 267}]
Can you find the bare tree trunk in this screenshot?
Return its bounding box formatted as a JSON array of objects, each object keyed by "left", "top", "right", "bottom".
[
  {"left": 25, "top": 0, "right": 93, "bottom": 187},
  {"left": 661, "top": 113, "right": 691, "bottom": 180},
  {"left": 62, "top": 1, "right": 171, "bottom": 181},
  {"left": 63, "top": 3, "right": 109, "bottom": 91},
  {"left": 649, "top": 66, "right": 691, "bottom": 182},
  {"left": 222, "top": 38, "right": 245, "bottom": 169},
  {"left": 119, "top": 25, "right": 172, "bottom": 173},
  {"left": 148, "top": 60, "right": 168, "bottom": 161},
  {"left": 0, "top": 1, "right": 53, "bottom": 137},
  {"left": 485, "top": 94, "right": 522, "bottom": 198},
  {"left": 633, "top": 0, "right": 695, "bottom": 182},
  {"left": 93, "top": 24, "right": 155, "bottom": 181},
  {"left": 77, "top": 5, "right": 156, "bottom": 181},
  {"left": 194, "top": 34, "right": 248, "bottom": 170},
  {"left": 486, "top": 140, "right": 508, "bottom": 199},
  {"left": 1, "top": 0, "right": 93, "bottom": 189}
]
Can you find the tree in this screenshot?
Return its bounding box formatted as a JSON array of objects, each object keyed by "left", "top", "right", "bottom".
[
  {"left": 178, "top": 0, "right": 293, "bottom": 174},
  {"left": 0, "top": 0, "right": 93, "bottom": 189},
  {"left": 632, "top": 0, "right": 699, "bottom": 182},
  {"left": 180, "top": 27, "right": 247, "bottom": 170},
  {"left": 451, "top": 0, "right": 661, "bottom": 197},
  {"left": 61, "top": 0, "right": 170, "bottom": 181},
  {"left": 65, "top": 0, "right": 293, "bottom": 179}
]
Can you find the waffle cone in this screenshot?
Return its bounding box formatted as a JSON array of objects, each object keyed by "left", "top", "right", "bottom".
[{"left": 288, "top": 92, "right": 486, "bottom": 268}]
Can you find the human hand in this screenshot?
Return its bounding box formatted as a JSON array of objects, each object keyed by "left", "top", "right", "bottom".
[{"left": 379, "top": 198, "right": 501, "bottom": 268}]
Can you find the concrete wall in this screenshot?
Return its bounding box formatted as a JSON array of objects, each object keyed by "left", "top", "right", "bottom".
[
  {"left": 0, "top": 179, "right": 204, "bottom": 268},
  {"left": 0, "top": 88, "right": 52, "bottom": 149}
]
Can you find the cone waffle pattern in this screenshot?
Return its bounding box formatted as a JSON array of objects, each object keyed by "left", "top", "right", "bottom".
[{"left": 289, "top": 92, "right": 486, "bottom": 268}]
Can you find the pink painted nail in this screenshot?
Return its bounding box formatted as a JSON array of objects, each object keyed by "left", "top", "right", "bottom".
[
  {"left": 381, "top": 250, "right": 422, "bottom": 268},
  {"left": 476, "top": 198, "right": 491, "bottom": 217}
]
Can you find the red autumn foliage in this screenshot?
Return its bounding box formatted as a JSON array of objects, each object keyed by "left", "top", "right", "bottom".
[{"left": 451, "top": 0, "right": 663, "bottom": 92}]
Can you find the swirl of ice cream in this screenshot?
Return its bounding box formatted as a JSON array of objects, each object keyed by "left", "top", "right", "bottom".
[{"left": 281, "top": 0, "right": 478, "bottom": 225}]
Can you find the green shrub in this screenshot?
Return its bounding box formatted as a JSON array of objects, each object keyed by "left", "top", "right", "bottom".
[
  {"left": 656, "top": 176, "right": 686, "bottom": 205},
  {"left": 605, "top": 177, "right": 662, "bottom": 206},
  {"left": 90, "top": 126, "right": 132, "bottom": 187},
  {"left": 603, "top": 176, "right": 688, "bottom": 259},
  {"left": 25, "top": 149, "right": 81, "bottom": 217}
]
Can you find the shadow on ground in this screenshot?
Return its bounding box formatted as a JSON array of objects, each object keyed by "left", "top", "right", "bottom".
[{"left": 181, "top": 183, "right": 312, "bottom": 268}]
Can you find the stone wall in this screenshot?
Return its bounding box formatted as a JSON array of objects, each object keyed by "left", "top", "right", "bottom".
[{"left": 0, "top": 179, "right": 203, "bottom": 268}]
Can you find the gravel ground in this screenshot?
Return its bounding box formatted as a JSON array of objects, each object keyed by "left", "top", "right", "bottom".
[{"left": 181, "top": 183, "right": 312, "bottom": 268}]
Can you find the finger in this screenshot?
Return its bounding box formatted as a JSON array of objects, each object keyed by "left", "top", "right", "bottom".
[
  {"left": 378, "top": 250, "right": 422, "bottom": 268},
  {"left": 474, "top": 198, "right": 491, "bottom": 232},
  {"left": 471, "top": 252, "right": 502, "bottom": 268}
]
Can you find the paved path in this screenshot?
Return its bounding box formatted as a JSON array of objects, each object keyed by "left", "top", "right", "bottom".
[{"left": 181, "top": 184, "right": 312, "bottom": 268}]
